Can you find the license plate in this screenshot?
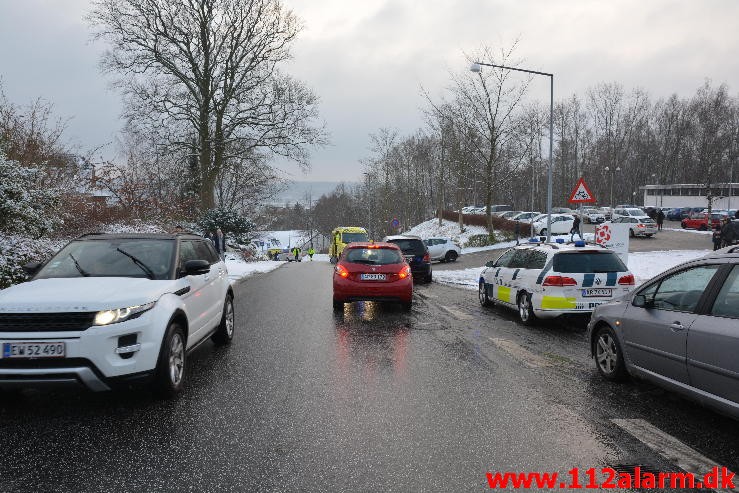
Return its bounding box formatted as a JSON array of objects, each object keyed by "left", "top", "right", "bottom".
[
  {"left": 360, "top": 273, "right": 387, "bottom": 281},
  {"left": 1, "top": 342, "right": 66, "bottom": 359},
  {"left": 582, "top": 288, "right": 612, "bottom": 297}
]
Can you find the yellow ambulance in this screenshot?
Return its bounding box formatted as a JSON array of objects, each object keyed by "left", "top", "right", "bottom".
[{"left": 329, "top": 227, "right": 369, "bottom": 263}]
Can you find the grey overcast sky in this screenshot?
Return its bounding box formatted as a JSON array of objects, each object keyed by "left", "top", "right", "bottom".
[{"left": 1, "top": 0, "right": 738, "bottom": 182}]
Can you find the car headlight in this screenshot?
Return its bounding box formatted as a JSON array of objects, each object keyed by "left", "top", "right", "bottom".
[{"left": 94, "top": 302, "right": 156, "bottom": 326}]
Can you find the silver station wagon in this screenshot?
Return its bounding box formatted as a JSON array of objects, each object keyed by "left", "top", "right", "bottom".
[{"left": 587, "top": 246, "right": 739, "bottom": 419}]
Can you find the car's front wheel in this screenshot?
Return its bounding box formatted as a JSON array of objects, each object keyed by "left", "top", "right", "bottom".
[
  {"left": 594, "top": 325, "right": 627, "bottom": 381},
  {"left": 479, "top": 281, "right": 492, "bottom": 307},
  {"left": 517, "top": 292, "right": 536, "bottom": 325},
  {"left": 211, "top": 295, "right": 234, "bottom": 345},
  {"left": 153, "top": 321, "right": 187, "bottom": 398}
]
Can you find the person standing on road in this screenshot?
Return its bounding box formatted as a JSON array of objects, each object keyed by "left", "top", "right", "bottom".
[
  {"left": 713, "top": 224, "right": 723, "bottom": 251},
  {"left": 514, "top": 220, "right": 521, "bottom": 245},
  {"left": 656, "top": 209, "right": 665, "bottom": 231},
  {"left": 292, "top": 246, "right": 301, "bottom": 262},
  {"left": 570, "top": 214, "right": 582, "bottom": 241},
  {"left": 721, "top": 217, "right": 736, "bottom": 248},
  {"left": 308, "top": 246, "right": 315, "bottom": 261},
  {"left": 215, "top": 228, "right": 226, "bottom": 259}
]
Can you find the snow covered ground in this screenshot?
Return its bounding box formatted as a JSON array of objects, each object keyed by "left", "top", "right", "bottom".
[
  {"left": 433, "top": 249, "right": 712, "bottom": 291},
  {"left": 224, "top": 254, "right": 284, "bottom": 284},
  {"left": 402, "top": 219, "right": 488, "bottom": 247}
]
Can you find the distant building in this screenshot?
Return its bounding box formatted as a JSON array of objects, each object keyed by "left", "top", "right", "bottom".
[{"left": 640, "top": 183, "right": 739, "bottom": 209}]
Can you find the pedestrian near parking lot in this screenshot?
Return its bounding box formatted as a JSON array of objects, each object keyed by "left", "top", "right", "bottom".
[
  {"left": 713, "top": 224, "right": 723, "bottom": 251},
  {"left": 514, "top": 220, "right": 521, "bottom": 245},
  {"left": 308, "top": 246, "right": 315, "bottom": 260},
  {"left": 656, "top": 209, "right": 665, "bottom": 231},
  {"left": 215, "top": 228, "right": 226, "bottom": 259},
  {"left": 570, "top": 214, "right": 582, "bottom": 241},
  {"left": 721, "top": 218, "right": 736, "bottom": 248}
]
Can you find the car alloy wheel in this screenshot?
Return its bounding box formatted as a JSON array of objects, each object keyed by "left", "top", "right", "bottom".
[
  {"left": 594, "top": 325, "right": 627, "bottom": 381},
  {"left": 517, "top": 292, "right": 536, "bottom": 325},
  {"left": 169, "top": 332, "right": 185, "bottom": 386},
  {"left": 479, "top": 282, "right": 491, "bottom": 307},
  {"left": 211, "top": 295, "right": 235, "bottom": 345}
]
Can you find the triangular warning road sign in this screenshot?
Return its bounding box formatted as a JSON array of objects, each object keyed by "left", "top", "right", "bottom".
[{"left": 568, "top": 178, "right": 596, "bottom": 203}]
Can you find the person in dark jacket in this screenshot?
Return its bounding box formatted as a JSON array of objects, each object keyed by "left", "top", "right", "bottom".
[
  {"left": 712, "top": 224, "right": 723, "bottom": 251},
  {"left": 514, "top": 220, "right": 521, "bottom": 245},
  {"left": 656, "top": 209, "right": 665, "bottom": 231},
  {"left": 735, "top": 209, "right": 739, "bottom": 220},
  {"left": 570, "top": 214, "right": 582, "bottom": 241},
  {"left": 721, "top": 218, "right": 736, "bottom": 248},
  {"left": 214, "top": 228, "right": 226, "bottom": 259}
]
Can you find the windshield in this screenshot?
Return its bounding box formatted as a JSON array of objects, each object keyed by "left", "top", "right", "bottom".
[
  {"left": 341, "top": 232, "right": 368, "bottom": 243},
  {"left": 35, "top": 239, "right": 175, "bottom": 280},
  {"left": 626, "top": 209, "right": 643, "bottom": 216},
  {"left": 344, "top": 247, "right": 402, "bottom": 265},
  {"left": 553, "top": 251, "right": 628, "bottom": 274}
]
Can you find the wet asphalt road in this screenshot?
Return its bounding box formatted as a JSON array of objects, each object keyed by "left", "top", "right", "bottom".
[{"left": 2, "top": 261, "right": 739, "bottom": 492}]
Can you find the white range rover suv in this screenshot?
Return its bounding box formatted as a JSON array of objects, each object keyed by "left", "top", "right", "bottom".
[
  {"left": 478, "top": 240, "right": 636, "bottom": 324},
  {"left": 0, "top": 233, "right": 234, "bottom": 397}
]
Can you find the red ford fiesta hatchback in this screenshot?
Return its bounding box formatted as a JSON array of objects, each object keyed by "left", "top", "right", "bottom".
[{"left": 332, "top": 242, "right": 413, "bottom": 311}]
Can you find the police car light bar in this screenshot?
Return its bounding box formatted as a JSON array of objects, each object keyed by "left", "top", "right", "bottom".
[{"left": 574, "top": 240, "right": 586, "bottom": 247}]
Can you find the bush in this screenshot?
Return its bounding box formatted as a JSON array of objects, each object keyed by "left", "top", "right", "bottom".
[
  {"left": 466, "top": 234, "right": 495, "bottom": 248},
  {"left": 198, "top": 207, "right": 255, "bottom": 244},
  {"left": 0, "top": 235, "right": 63, "bottom": 289}
]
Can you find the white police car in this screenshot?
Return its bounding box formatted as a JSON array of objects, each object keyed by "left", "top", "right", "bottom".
[{"left": 478, "top": 240, "right": 635, "bottom": 324}]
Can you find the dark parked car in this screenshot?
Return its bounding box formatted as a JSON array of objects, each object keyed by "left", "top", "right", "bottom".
[
  {"left": 384, "top": 235, "right": 432, "bottom": 283},
  {"left": 666, "top": 207, "right": 689, "bottom": 221},
  {"left": 587, "top": 247, "right": 739, "bottom": 419}
]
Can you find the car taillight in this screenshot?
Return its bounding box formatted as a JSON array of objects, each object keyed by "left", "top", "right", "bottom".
[
  {"left": 423, "top": 252, "right": 430, "bottom": 262},
  {"left": 335, "top": 264, "right": 349, "bottom": 278},
  {"left": 637, "top": 224, "right": 645, "bottom": 228},
  {"left": 618, "top": 274, "right": 635, "bottom": 285},
  {"left": 398, "top": 265, "right": 411, "bottom": 279},
  {"left": 542, "top": 275, "right": 577, "bottom": 287}
]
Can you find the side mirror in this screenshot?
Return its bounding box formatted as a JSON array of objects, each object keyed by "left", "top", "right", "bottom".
[
  {"left": 183, "top": 259, "right": 210, "bottom": 276},
  {"left": 485, "top": 261, "right": 496, "bottom": 268},
  {"left": 632, "top": 294, "right": 653, "bottom": 308},
  {"left": 22, "top": 261, "right": 42, "bottom": 276}
]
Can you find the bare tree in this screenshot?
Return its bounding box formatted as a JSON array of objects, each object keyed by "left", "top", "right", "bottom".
[{"left": 89, "top": 0, "right": 327, "bottom": 210}]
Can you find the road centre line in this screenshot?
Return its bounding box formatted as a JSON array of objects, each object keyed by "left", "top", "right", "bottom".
[
  {"left": 440, "top": 305, "right": 473, "bottom": 320},
  {"left": 612, "top": 418, "right": 739, "bottom": 493}
]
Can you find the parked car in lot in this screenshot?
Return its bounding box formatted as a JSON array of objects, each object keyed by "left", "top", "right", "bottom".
[
  {"left": 530, "top": 214, "right": 575, "bottom": 236},
  {"left": 423, "top": 237, "right": 462, "bottom": 262},
  {"left": 551, "top": 207, "right": 574, "bottom": 214},
  {"left": 0, "top": 233, "right": 234, "bottom": 396},
  {"left": 581, "top": 207, "right": 606, "bottom": 224},
  {"left": 332, "top": 242, "right": 413, "bottom": 311},
  {"left": 587, "top": 246, "right": 739, "bottom": 419},
  {"left": 612, "top": 207, "right": 646, "bottom": 220},
  {"left": 478, "top": 241, "right": 635, "bottom": 325},
  {"left": 608, "top": 216, "right": 658, "bottom": 237},
  {"left": 384, "top": 235, "right": 432, "bottom": 283},
  {"left": 498, "top": 210, "right": 523, "bottom": 219},
  {"left": 511, "top": 211, "right": 542, "bottom": 224},
  {"left": 666, "top": 207, "right": 690, "bottom": 221},
  {"left": 681, "top": 212, "right": 724, "bottom": 231}
]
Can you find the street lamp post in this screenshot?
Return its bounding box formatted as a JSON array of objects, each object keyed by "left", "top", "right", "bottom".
[
  {"left": 604, "top": 166, "right": 621, "bottom": 206},
  {"left": 470, "top": 61, "right": 554, "bottom": 242}
]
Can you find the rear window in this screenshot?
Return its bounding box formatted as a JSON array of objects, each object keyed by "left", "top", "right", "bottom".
[
  {"left": 344, "top": 247, "right": 402, "bottom": 265},
  {"left": 342, "top": 232, "right": 368, "bottom": 243},
  {"left": 387, "top": 239, "right": 426, "bottom": 255},
  {"left": 553, "top": 251, "right": 627, "bottom": 274}
]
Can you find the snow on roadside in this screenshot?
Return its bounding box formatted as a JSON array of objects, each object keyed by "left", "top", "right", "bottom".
[
  {"left": 663, "top": 227, "right": 712, "bottom": 236},
  {"left": 403, "top": 219, "right": 488, "bottom": 247},
  {"left": 224, "top": 254, "right": 284, "bottom": 284},
  {"left": 433, "top": 249, "right": 712, "bottom": 291}
]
